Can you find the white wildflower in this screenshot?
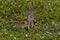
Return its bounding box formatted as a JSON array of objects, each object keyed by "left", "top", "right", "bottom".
[
  {"left": 46, "top": 31, "right": 52, "bottom": 34},
  {"left": 25, "top": 34, "right": 28, "bottom": 37},
  {"left": 14, "top": 37, "right": 16, "bottom": 40},
  {"left": 42, "top": 36, "right": 44, "bottom": 39},
  {"left": 58, "top": 32, "right": 60, "bottom": 35}
]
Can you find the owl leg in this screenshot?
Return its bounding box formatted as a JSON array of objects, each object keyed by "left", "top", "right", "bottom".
[{"left": 28, "top": 22, "right": 31, "bottom": 29}]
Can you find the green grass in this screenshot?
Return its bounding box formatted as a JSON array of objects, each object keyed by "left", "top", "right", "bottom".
[{"left": 0, "top": 0, "right": 60, "bottom": 40}]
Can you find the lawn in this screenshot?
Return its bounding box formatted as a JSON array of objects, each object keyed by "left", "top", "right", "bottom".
[{"left": 0, "top": 0, "right": 60, "bottom": 40}]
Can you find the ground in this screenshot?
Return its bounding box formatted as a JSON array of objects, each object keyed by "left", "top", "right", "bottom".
[{"left": 0, "top": 0, "right": 60, "bottom": 40}]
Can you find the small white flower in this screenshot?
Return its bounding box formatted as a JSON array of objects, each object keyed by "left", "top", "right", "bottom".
[
  {"left": 14, "top": 37, "right": 16, "bottom": 40},
  {"left": 25, "top": 34, "right": 28, "bottom": 37},
  {"left": 42, "top": 36, "right": 44, "bottom": 39},
  {"left": 46, "top": 31, "right": 52, "bottom": 34},
  {"left": 58, "top": 32, "right": 60, "bottom": 35}
]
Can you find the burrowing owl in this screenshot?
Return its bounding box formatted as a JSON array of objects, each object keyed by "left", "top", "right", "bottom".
[{"left": 27, "top": 9, "right": 35, "bottom": 29}]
